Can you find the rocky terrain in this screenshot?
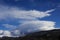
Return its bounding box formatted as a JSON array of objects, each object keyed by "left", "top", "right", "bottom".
[{"left": 0, "top": 29, "right": 60, "bottom": 40}]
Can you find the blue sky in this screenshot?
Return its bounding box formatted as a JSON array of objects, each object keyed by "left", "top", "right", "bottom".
[{"left": 0, "top": 0, "right": 60, "bottom": 37}]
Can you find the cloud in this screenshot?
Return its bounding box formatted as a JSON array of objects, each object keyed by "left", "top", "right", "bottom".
[
  {"left": 2, "top": 24, "right": 17, "bottom": 30},
  {"left": 19, "top": 21, "right": 55, "bottom": 31},
  {"left": 0, "top": 30, "right": 21, "bottom": 37},
  {"left": 9, "top": 9, "right": 51, "bottom": 19},
  {"left": 0, "top": 30, "right": 12, "bottom": 37},
  {"left": 0, "top": 30, "right": 3, "bottom": 34},
  {"left": 3, "top": 30, "right": 12, "bottom": 37},
  {"left": 2, "top": 20, "right": 56, "bottom": 37},
  {"left": 0, "top": 5, "right": 56, "bottom": 37},
  {"left": 0, "top": 5, "right": 54, "bottom": 20},
  {"left": 45, "top": 9, "right": 55, "bottom": 13},
  {"left": 11, "top": 30, "right": 23, "bottom": 37}
]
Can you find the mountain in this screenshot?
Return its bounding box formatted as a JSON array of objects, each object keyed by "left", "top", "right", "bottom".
[
  {"left": 21, "top": 29, "right": 60, "bottom": 40},
  {"left": 0, "top": 29, "right": 60, "bottom": 40}
]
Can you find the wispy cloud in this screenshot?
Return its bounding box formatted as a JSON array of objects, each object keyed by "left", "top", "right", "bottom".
[
  {"left": 0, "top": 5, "right": 54, "bottom": 20},
  {"left": 2, "top": 24, "right": 17, "bottom": 30}
]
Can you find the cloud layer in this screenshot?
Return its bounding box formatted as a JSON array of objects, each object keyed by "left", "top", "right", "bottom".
[
  {"left": 0, "top": 5, "right": 54, "bottom": 20},
  {"left": 0, "top": 5, "right": 56, "bottom": 37}
]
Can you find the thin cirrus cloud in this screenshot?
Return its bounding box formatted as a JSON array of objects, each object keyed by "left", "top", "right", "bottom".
[{"left": 0, "top": 5, "right": 56, "bottom": 37}]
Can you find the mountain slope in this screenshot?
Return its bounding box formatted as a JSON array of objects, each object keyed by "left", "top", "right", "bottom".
[{"left": 21, "top": 29, "right": 60, "bottom": 40}]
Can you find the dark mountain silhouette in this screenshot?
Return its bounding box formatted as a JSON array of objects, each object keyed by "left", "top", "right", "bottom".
[
  {"left": 21, "top": 29, "right": 60, "bottom": 40},
  {"left": 0, "top": 29, "right": 60, "bottom": 40}
]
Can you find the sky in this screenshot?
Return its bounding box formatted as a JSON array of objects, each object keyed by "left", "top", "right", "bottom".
[{"left": 0, "top": 0, "right": 60, "bottom": 37}]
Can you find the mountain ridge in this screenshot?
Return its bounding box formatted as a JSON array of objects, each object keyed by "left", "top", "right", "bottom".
[{"left": 21, "top": 29, "right": 60, "bottom": 40}]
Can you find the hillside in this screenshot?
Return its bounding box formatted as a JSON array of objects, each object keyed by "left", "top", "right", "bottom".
[{"left": 21, "top": 29, "right": 60, "bottom": 40}]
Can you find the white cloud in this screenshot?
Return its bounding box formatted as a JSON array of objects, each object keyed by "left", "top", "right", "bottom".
[
  {"left": 45, "top": 9, "right": 55, "bottom": 13},
  {"left": 8, "top": 9, "right": 52, "bottom": 20},
  {"left": 2, "top": 24, "right": 17, "bottom": 29},
  {"left": 0, "top": 5, "right": 56, "bottom": 37},
  {"left": 0, "top": 30, "right": 3, "bottom": 34},
  {"left": 0, "top": 5, "right": 54, "bottom": 20},
  {"left": 18, "top": 21, "right": 55, "bottom": 31},
  {"left": 11, "top": 30, "right": 24, "bottom": 37},
  {"left": 3, "top": 31, "right": 12, "bottom": 37},
  {"left": 13, "top": 30, "right": 20, "bottom": 35},
  {"left": 0, "top": 30, "right": 12, "bottom": 37}
]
